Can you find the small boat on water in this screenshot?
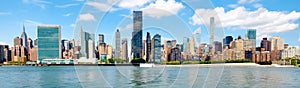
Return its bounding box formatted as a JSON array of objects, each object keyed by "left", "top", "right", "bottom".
[{"left": 140, "top": 63, "right": 154, "bottom": 67}]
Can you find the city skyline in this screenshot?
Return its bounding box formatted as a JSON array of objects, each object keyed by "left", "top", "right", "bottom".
[{"left": 0, "top": 0, "right": 300, "bottom": 47}]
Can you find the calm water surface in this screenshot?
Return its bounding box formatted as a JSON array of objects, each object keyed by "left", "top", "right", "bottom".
[{"left": 0, "top": 66, "right": 299, "bottom": 88}]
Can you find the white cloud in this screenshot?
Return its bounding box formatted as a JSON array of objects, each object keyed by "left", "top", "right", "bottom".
[
  {"left": 22, "top": 0, "right": 52, "bottom": 9},
  {"left": 86, "top": 1, "right": 115, "bottom": 12},
  {"left": 63, "top": 13, "right": 71, "bottom": 17},
  {"left": 253, "top": 3, "right": 263, "bottom": 8},
  {"left": 0, "top": 12, "right": 11, "bottom": 15},
  {"left": 25, "top": 19, "right": 43, "bottom": 25},
  {"left": 190, "top": 6, "right": 300, "bottom": 37},
  {"left": 76, "top": 0, "right": 84, "bottom": 2},
  {"left": 118, "top": 23, "right": 133, "bottom": 31},
  {"left": 229, "top": 0, "right": 260, "bottom": 8},
  {"left": 78, "top": 13, "right": 95, "bottom": 21},
  {"left": 141, "top": 0, "right": 184, "bottom": 18},
  {"left": 55, "top": 3, "right": 79, "bottom": 8},
  {"left": 193, "top": 27, "right": 201, "bottom": 34},
  {"left": 228, "top": 4, "right": 238, "bottom": 8},
  {"left": 70, "top": 23, "right": 75, "bottom": 27},
  {"left": 238, "top": 0, "right": 259, "bottom": 4},
  {"left": 117, "top": 0, "right": 153, "bottom": 9},
  {"left": 0, "top": 41, "right": 12, "bottom": 47}
]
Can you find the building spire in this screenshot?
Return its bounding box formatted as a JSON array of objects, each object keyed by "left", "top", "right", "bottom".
[{"left": 23, "top": 23, "right": 25, "bottom": 32}]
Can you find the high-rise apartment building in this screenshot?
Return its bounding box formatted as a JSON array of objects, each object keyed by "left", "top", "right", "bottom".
[
  {"left": 210, "top": 17, "right": 214, "bottom": 45},
  {"left": 261, "top": 38, "right": 271, "bottom": 51},
  {"left": 270, "top": 36, "right": 284, "bottom": 51},
  {"left": 121, "top": 39, "right": 128, "bottom": 62}
]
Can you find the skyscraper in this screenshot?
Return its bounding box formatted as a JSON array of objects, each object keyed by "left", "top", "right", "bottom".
[
  {"left": 247, "top": 29, "right": 256, "bottom": 39},
  {"left": 213, "top": 41, "right": 222, "bottom": 54},
  {"left": 210, "top": 17, "right": 214, "bottom": 45},
  {"left": 21, "top": 24, "right": 28, "bottom": 49},
  {"left": 146, "top": 32, "right": 151, "bottom": 62},
  {"left": 223, "top": 36, "right": 233, "bottom": 49},
  {"left": 261, "top": 38, "right": 271, "bottom": 51},
  {"left": 270, "top": 36, "right": 284, "bottom": 50},
  {"left": 246, "top": 29, "right": 256, "bottom": 50},
  {"left": 189, "top": 36, "right": 195, "bottom": 55},
  {"left": 37, "top": 25, "right": 61, "bottom": 63},
  {"left": 132, "top": 11, "right": 143, "bottom": 58},
  {"left": 80, "top": 28, "right": 95, "bottom": 58},
  {"left": 183, "top": 37, "right": 189, "bottom": 53},
  {"left": 152, "top": 34, "right": 161, "bottom": 63},
  {"left": 98, "top": 34, "right": 104, "bottom": 44},
  {"left": 121, "top": 39, "right": 128, "bottom": 62},
  {"left": 115, "top": 29, "right": 121, "bottom": 58}
]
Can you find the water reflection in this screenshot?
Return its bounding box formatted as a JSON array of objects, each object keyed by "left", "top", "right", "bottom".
[{"left": 0, "top": 67, "right": 300, "bottom": 87}]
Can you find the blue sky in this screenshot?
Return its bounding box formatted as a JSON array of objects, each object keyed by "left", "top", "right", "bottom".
[{"left": 0, "top": 0, "right": 300, "bottom": 48}]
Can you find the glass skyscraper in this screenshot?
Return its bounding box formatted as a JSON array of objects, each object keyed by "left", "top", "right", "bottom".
[
  {"left": 80, "top": 28, "right": 95, "bottom": 59},
  {"left": 223, "top": 36, "right": 233, "bottom": 49},
  {"left": 37, "top": 25, "right": 61, "bottom": 63},
  {"left": 247, "top": 29, "right": 256, "bottom": 39},
  {"left": 152, "top": 34, "right": 161, "bottom": 64},
  {"left": 183, "top": 37, "right": 189, "bottom": 53},
  {"left": 132, "top": 11, "right": 143, "bottom": 58}
]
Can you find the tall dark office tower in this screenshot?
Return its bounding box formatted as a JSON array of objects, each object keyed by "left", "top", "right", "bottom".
[
  {"left": 261, "top": 38, "right": 271, "bottom": 51},
  {"left": 132, "top": 11, "right": 143, "bottom": 58},
  {"left": 146, "top": 32, "right": 151, "bottom": 62},
  {"left": 21, "top": 24, "right": 28, "bottom": 49},
  {"left": 223, "top": 36, "right": 233, "bottom": 49},
  {"left": 115, "top": 29, "right": 121, "bottom": 58},
  {"left": 98, "top": 34, "right": 104, "bottom": 44}
]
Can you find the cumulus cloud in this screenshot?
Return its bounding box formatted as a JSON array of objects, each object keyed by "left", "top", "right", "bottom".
[
  {"left": 190, "top": 7, "right": 300, "bottom": 37},
  {"left": 78, "top": 13, "right": 95, "bottom": 21},
  {"left": 141, "top": 0, "right": 184, "bottom": 18},
  {"left": 117, "top": 0, "right": 153, "bottom": 9}
]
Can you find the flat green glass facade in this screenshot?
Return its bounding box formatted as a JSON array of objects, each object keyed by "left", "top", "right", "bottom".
[{"left": 37, "top": 25, "right": 61, "bottom": 63}]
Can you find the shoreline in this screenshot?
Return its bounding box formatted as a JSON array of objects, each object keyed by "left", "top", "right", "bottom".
[
  {"left": 153, "top": 63, "right": 296, "bottom": 68},
  {"left": 0, "top": 63, "right": 297, "bottom": 68}
]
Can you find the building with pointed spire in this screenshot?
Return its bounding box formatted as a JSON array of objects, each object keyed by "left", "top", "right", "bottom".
[{"left": 21, "top": 24, "right": 28, "bottom": 49}]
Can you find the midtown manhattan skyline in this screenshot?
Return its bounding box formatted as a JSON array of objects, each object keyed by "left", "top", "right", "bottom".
[{"left": 0, "top": 0, "right": 300, "bottom": 48}]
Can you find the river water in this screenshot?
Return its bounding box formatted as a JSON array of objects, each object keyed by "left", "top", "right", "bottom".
[{"left": 0, "top": 66, "right": 299, "bottom": 88}]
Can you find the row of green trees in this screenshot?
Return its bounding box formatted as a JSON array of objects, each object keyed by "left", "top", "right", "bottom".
[{"left": 284, "top": 57, "right": 300, "bottom": 66}]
